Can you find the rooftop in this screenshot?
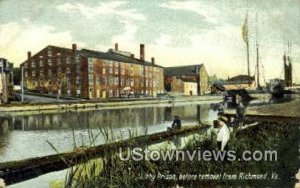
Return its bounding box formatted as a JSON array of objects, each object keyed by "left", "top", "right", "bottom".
[{"left": 164, "top": 64, "right": 204, "bottom": 77}]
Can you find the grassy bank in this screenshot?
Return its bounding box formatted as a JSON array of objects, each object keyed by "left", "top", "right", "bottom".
[{"left": 54, "top": 121, "right": 300, "bottom": 187}]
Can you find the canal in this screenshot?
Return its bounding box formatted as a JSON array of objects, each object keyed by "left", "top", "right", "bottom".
[{"left": 0, "top": 102, "right": 218, "bottom": 163}]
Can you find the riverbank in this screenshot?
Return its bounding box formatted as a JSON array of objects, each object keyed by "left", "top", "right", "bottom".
[
  {"left": 0, "top": 95, "right": 222, "bottom": 113},
  {"left": 225, "top": 98, "right": 300, "bottom": 118}
]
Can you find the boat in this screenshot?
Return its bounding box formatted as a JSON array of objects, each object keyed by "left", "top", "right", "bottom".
[{"left": 268, "top": 79, "right": 285, "bottom": 98}]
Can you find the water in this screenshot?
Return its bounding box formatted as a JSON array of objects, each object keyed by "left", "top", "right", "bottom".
[{"left": 0, "top": 102, "right": 217, "bottom": 163}]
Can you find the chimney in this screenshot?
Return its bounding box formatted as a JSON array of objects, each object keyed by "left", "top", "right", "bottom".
[
  {"left": 130, "top": 54, "right": 135, "bottom": 58},
  {"left": 27, "top": 51, "right": 31, "bottom": 60},
  {"left": 140, "top": 44, "right": 145, "bottom": 61},
  {"left": 72, "top": 43, "right": 77, "bottom": 53},
  {"left": 114, "top": 43, "right": 119, "bottom": 51},
  {"left": 151, "top": 57, "right": 155, "bottom": 64}
]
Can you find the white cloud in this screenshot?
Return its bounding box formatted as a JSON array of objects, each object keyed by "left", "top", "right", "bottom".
[
  {"left": 57, "top": 1, "right": 145, "bottom": 21},
  {"left": 160, "top": 1, "right": 221, "bottom": 24},
  {"left": 0, "top": 19, "right": 86, "bottom": 66},
  {"left": 155, "top": 34, "right": 172, "bottom": 47}
]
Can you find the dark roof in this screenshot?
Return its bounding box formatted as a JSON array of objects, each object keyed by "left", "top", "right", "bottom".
[
  {"left": 212, "top": 82, "right": 225, "bottom": 91},
  {"left": 80, "top": 49, "right": 163, "bottom": 68},
  {"left": 228, "top": 75, "right": 255, "bottom": 82},
  {"left": 179, "top": 77, "right": 198, "bottom": 83},
  {"left": 21, "top": 45, "right": 163, "bottom": 68},
  {"left": 164, "top": 64, "right": 203, "bottom": 77}
]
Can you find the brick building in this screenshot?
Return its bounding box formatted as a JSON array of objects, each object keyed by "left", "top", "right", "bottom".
[
  {"left": 20, "top": 44, "right": 164, "bottom": 99},
  {"left": 0, "top": 58, "right": 14, "bottom": 103},
  {"left": 164, "top": 64, "right": 209, "bottom": 95},
  {"left": 164, "top": 77, "right": 198, "bottom": 96}
]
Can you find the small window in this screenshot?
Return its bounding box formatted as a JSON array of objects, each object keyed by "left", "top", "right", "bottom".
[
  {"left": 114, "top": 77, "right": 119, "bottom": 86},
  {"left": 31, "top": 61, "right": 36, "bottom": 68},
  {"left": 66, "top": 57, "right": 71, "bottom": 64},
  {"left": 48, "top": 59, "right": 52, "bottom": 66},
  {"left": 48, "top": 48, "right": 52, "bottom": 57}
]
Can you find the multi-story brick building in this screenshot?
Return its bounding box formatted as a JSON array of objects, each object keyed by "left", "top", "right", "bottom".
[
  {"left": 20, "top": 44, "right": 164, "bottom": 99},
  {"left": 0, "top": 58, "right": 14, "bottom": 103},
  {"left": 164, "top": 64, "right": 209, "bottom": 95}
]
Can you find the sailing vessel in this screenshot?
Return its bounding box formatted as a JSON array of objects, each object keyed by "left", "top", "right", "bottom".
[{"left": 268, "top": 41, "right": 293, "bottom": 98}]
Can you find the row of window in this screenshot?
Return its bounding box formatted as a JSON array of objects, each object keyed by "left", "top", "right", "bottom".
[{"left": 24, "top": 56, "right": 80, "bottom": 69}]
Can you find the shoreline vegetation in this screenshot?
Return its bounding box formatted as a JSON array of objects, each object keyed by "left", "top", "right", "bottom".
[{"left": 57, "top": 121, "right": 299, "bottom": 188}]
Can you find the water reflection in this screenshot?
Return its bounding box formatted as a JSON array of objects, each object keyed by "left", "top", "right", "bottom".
[{"left": 0, "top": 103, "right": 216, "bottom": 162}]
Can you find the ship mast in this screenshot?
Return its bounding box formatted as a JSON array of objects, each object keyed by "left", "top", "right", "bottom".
[
  {"left": 255, "top": 11, "right": 261, "bottom": 89},
  {"left": 242, "top": 11, "right": 251, "bottom": 86}
]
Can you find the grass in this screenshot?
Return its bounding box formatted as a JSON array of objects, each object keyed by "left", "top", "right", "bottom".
[{"left": 47, "top": 121, "right": 300, "bottom": 188}]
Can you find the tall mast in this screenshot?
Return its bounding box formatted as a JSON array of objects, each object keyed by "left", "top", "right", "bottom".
[
  {"left": 242, "top": 1, "right": 250, "bottom": 86},
  {"left": 246, "top": 28, "right": 250, "bottom": 86},
  {"left": 255, "top": 10, "right": 260, "bottom": 89}
]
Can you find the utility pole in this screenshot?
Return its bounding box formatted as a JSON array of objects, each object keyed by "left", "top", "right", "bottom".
[
  {"left": 1, "top": 60, "right": 8, "bottom": 103},
  {"left": 21, "top": 66, "right": 24, "bottom": 102},
  {"left": 256, "top": 44, "right": 260, "bottom": 89}
]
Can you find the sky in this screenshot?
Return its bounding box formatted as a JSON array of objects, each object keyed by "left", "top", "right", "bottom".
[{"left": 0, "top": 0, "right": 299, "bottom": 83}]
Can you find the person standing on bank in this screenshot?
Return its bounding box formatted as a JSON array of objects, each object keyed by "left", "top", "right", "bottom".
[
  {"left": 217, "top": 116, "right": 230, "bottom": 151},
  {"left": 168, "top": 115, "right": 182, "bottom": 131},
  {"left": 235, "top": 94, "right": 245, "bottom": 127}
]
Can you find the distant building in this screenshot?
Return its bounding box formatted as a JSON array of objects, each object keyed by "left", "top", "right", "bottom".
[
  {"left": 164, "top": 64, "right": 209, "bottom": 95},
  {"left": 211, "top": 75, "right": 255, "bottom": 93},
  {"left": 20, "top": 44, "right": 164, "bottom": 99},
  {"left": 0, "top": 58, "right": 14, "bottom": 103},
  {"left": 165, "top": 77, "right": 198, "bottom": 96}
]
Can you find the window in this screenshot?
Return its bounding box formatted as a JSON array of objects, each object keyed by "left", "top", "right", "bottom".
[
  {"left": 66, "top": 67, "right": 71, "bottom": 74},
  {"left": 39, "top": 59, "right": 43, "bottom": 67},
  {"left": 130, "top": 78, "right": 134, "bottom": 87},
  {"left": 57, "top": 53, "right": 61, "bottom": 56},
  {"left": 102, "top": 76, "right": 107, "bottom": 85},
  {"left": 66, "top": 57, "right": 71, "bottom": 64},
  {"left": 76, "top": 65, "right": 80, "bottom": 73},
  {"left": 121, "top": 68, "right": 125, "bottom": 75},
  {"left": 25, "top": 71, "right": 28, "bottom": 77},
  {"left": 32, "top": 70, "right": 36, "bottom": 77},
  {"left": 96, "top": 77, "right": 101, "bottom": 85},
  {"left": 48, "top": 69, "right": 52, "bottom": 76},
  {"left": 57, "top": 58, "right": 61, "bottom": 66},
  {"left": 108, "top": 76, "right": 114, "bottom": 85},
  {"left": 114, "top": 77, "right": 119, "bottom": 86},
  {"left": 76, "top": 55, "right": 80, "bottom": 63},
  {"left": 102, "top": 67, "right": 106, "bottom": 74},
  {"left": 126, "top": 79, "right": 130, "bottom": 86},
  {"left": 48, "top": 59, "right": 52, "bottom": 66},
  {"left": 24, "top": 63, "right": 28, "bottom": 69},
  {"left": 57, "top": 67, "right": 62, "bottom": 76},
  {"left": 76, "top": 75, "right": 80, "bottom": 84},
  {"left": 48, "top": 49, "right": 52, "bottom": 57},
  {"left": 114, "top": 68, "right": 119, "bottom": 74},
  {"left": 40, "top": 70, "right": 44, "bottom": 78},
  {"left": 121, "top": 77, "right": 124, "bottom": 86},
  {"left": 114, "top": 89, "right": 119, "bottom": 97},
  {"left": 89, "top": 74, "right": 94, "bottom": 85},
  {"left": 88, "top": 64, "right": 93, "bottom": 73},
  {"left": 31, "top": 61, "right": 36, "bottom": 68},
  {"left": 109, "top": 89, "right": 113, "bottom": 98},
  {"left": 130, "top": 68, "right": 134, "bottom": 76},
  {"left": 66, "top": 77, "right": 71, "bottom": 87},
  {"left": 109, "top": 67, "right": 113, "bottom": 74}
]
